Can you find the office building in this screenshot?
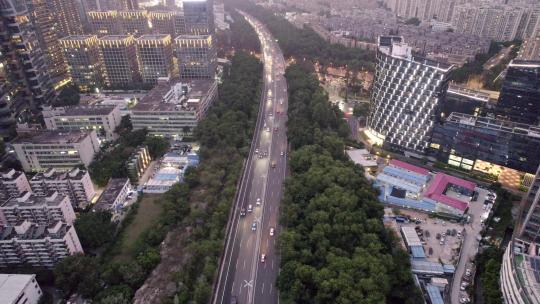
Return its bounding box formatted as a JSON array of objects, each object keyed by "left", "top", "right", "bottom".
[
  {"left": 30, "top": 168, "right": 97, "bottom": 209},
  {"left": 149, "top": 11, "right": 175, "bottom": 37},
  {"left": 92, "top": 178, "right": 130, "bottom": 212},
  {"left": 59, "top": 35, "right": 103, "bottom": 92},
  {"left": 99, "top": 35, "right": 141, "bottom": 88},
  {"left": 500, "top": 164, "right": 540, "bottom": 304},
  {"left": 429, "top": 112, "right": 540, "bottom": 175},
  {"left": 367, "top": 36, "right": 453, "bottom": 156},
  {"left": 24, "top": 0, "right": 68, "bottom": 82},
  {"left": 0, "top": 0, "right": 54, "bottom": 131},
  {"left": 88, "top": 11, "right": 122, "bottom": 35},
  {"left": 127, "top": 146, "right": 151, "bottom": 182},
  {"left": 43, "top": 105, "right": 122, "bottom": 141},
  {"left": 0, "top": 170, "right": 31, "bottom": 202},
  {"left": 183, "top": 0, "right": 214, "bottom": 35},
  {"left": 48, "top": 0, "right": 83, "bottom": 37},
  {"left": 0, "top": 274, "right": 43, "bottom": 304},
  {"left": 173, "top": 11, "right": 187, "bottom": 36},
  {"left": 131, "top": 78, "right": 218, "bottom": 137},
  {"left": 175, "top": 35, "right": 217, "bottom": 79},
  {"left": 442, "top": 84, "right": 491, "bottom": 117},
  {"left": 518, "top": 37, "right": 540, "bottom": 61},
  {"left": 0, "top": 220, "right": 83, "bottom": 268},
  {"left": 0, "top": 192, "right": 76, "bottom": 226},
  {"left": 495, "top": 60, "right": 540, "bottom": 125},
  {"left": 12, "top": 130, "right": 100, "bottom": 172},
  {"left": 119, "top": 10, "right": 149, "bottom": 36},
  {"left": 136, "top": 35, "right": 174, "bottom": 84}
]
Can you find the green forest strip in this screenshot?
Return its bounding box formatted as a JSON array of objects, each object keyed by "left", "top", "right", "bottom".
[
  {"left": 227, "top": 0, "right": 375, "bottom": 71},
  {"left": 277, "top": 63, "right": 423, "bottom": 303},
  {"left": 52, "top": 51, "right": 262, "bottom": 303}
]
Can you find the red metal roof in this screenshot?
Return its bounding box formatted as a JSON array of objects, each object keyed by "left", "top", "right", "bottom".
[
  {"left": 424, "top": 173, "right": 476, "bottom": 211},
  {"left": 389, "top": 159, "right": 430, "bottom": 176}
]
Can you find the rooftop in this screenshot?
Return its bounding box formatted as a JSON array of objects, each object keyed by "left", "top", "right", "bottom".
[
  {"left": 424, "top": 173, "right": 476, "bottom": 211},
  {"left": 447, "top": 84, "right": 490, "bottom": 103},
  {"left": 389, "top": 159, "right": 429, "bottom": 176},
  {"left": 133, "top": 79, "right": 214, "bottom": 112},
  {"left": 60, "top": 105, "right": 117, "bottom": 116},
  {"left": 0, "top": 169, "right": 25, "bottom": 182},
  {"left": 378, "top": 35, "right": 452, "bottom": 71},
  {"left": 346, "top": 149, "right": 378, "bottom": 168},
  {"left": 137, "top": 34, "right": 171, "bottom": 41},
  {"left": 0, "top": 274, "right": 36, "bottom": 304},
  {"left": 12, "top": 130, "right": 94, "bottom": 145},
  {"left": 0, "top": 221, "right": 70, "bottom": 241},
  {"left": 2, "top": 192, "right": 67, "bottom": 208},
  {"left": 447, "top": 112, "right": 540, "bottom": 138},
  {"left": 60, "top": 35, "right": 97, "bottom": 41},
  {"left": 93, "top": 178, "right": 129, "bottom": 211},
  {"left": 30, "top": 168, "right": 88, "bottom": 182}
]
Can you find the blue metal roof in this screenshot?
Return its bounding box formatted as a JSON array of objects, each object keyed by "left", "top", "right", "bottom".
[
  {"left": 411, "top": 245, "right": 426, "bottom": 258},
  {"left": 410, "top": 259, "right": 445, "bottom": 275},
  {"left": 426, "top": 284, "right": 444, "bottom": 304},
  {"left": 443, "top": 264, "right": 456, "bottom": 274}
]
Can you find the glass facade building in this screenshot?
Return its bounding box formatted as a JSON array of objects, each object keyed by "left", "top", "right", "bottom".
[
  {"left": 136, "top": 34, "right": 173, "bottom": 84},
  {"left": 429, "top": 112, "right": 540, "bottom": 174},
  {"left": 182, "top": 0, "right": 214, "bottom": 35},
  {"left": 99, "top": 35, "right": 140, "bottom": 88},
  {"left": 495, "top": 60, "right": 540, "bottom": 125},
  {"left": 175, "top": 35, "right": 216, "bottom": 80},
  {"left": 60, "top": 35, "right": 102, "bottom": 92},
  {"left": 367, "top": 36, "right": 453, "bottom": 155}
]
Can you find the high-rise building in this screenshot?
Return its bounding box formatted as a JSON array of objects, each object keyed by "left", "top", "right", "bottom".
[
  {"left": 495, "top": 60, "right": 540, "bottom": 125},
  {"left": 0, "top": 191, "right": 77, "bottom": 226},
  {"left": 0, "top": 274, "right": 43, "bottom": 304},
  {"left": 29, "top": 168, "right": 97, "bottom": 209},
  {"left": 0, "top": 35, "right": 18, "bottom": 140},
  {"left": 119, "top": 10, "right": 149, "bottom": 36},
  {"left": 0, "top": 0, "right": 54, "bottom": 129},
  {"left": 24, "top": 0, "right": 68, "bottom": 82},
  {"left": 175, "top": 35, "right": 217, "bottom": 80},
  {"left": 0, "top": 170, "right": 31, "bottom": 202},
  {"left": 148, "top": 11, "right": 175, "bottom": 37},
  {"left": 48, "top": 0, "right": 84, "bottom": 37},
  {"left": 88, "top": 11, "right": 122, "bottom": 35},
  {"left": 367, "top": 36, "right": 453, "bottom": 156},
  {"left": 136, "top": 34, "right": 174, "bottom": 85},
  {"left": 0, "top": 220, "right": 83, "bottom": 268},
  {"left": 59, "top": 35, "right": 103, "bottom": 92},
  {"left": 500, "top": 164, "right": 540, "bottom": 304},
  {"left": 183, "top": 0, "right": 214, "bottom": 35},
  {"left": 99, "top": 35, "right": 140, "bottom": 88}
]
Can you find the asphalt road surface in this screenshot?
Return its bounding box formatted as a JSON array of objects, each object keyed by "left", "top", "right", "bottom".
[{"left": 213, "top": 11, "right": 288, "bottom": 304}]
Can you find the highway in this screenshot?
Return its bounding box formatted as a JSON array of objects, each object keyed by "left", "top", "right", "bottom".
[{"left": 213, "top": 11, "right": 288, "bottom": 304}]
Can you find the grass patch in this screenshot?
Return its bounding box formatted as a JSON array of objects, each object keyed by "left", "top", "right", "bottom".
[{"left": 114, "top": 194, "right": 164, "bottom": 261}]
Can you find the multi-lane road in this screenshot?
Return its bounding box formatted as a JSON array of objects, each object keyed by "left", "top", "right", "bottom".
[{"left": 213, "top": 12, "right": 288, "bottom": 304}]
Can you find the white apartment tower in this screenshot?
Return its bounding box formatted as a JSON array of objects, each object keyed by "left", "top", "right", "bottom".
[
  {"left": 367, "top": 36, "right": 453, "bottom": 155},
  {"left": 0, "top": 192, "right": 77, "bottom": 226},
  {"left": 0, "top": 170, "right": 31, "bottom": 201}
]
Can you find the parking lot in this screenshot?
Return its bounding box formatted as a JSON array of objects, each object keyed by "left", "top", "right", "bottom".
[{"left": 390, "top": 186, "right": 497, "bottom": 304}]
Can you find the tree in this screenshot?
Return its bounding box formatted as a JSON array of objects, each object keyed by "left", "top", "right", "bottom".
[
  {"left": 353, "top": 103, "right": 370, "bottom": 117},
  {"left": 54, "top": 254, "right": 101, "bottom": 297},
  {"left": 52, "top": 86, "right": 80, "bottom": 107},
  {"left": 144, "top": 136, "right": 170, "bottom": 158},
  {"left": 74, "top": 211, "right": 116, "bottom": 251}
]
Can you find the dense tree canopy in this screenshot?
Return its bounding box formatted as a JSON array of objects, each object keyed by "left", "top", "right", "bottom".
[
  {"left": 278, "top": 64, "right": 422, "bottom": 303},
  {"left": 52, "top": 86, "right": 80, "bottom": 107},
  {"left": 226, "top": 0, "right": 375, "bottom": 72},
  {"left": 74, "top": 211, "right": 116, "bottom": 251}
]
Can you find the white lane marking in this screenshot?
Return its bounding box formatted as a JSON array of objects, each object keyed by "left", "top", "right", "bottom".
[
  {"left": 236, "top": 259, "right": 239, "bottom": 269},
  {"left": 270, "top": 283, "right": 273, "bottom": 294},
  {"left": 271, "top": 260, "right": 274, "bottom": 270},
  {"left": 262, "top": 282, "right": 265, "bottom": 295},
  {"left": 243, "top": 259, "right": 246, "bottom": 270},
  {"left": 267, "top": 238, "right": 269, "bottom": 247}
]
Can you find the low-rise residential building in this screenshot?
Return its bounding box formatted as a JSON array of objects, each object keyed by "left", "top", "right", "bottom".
[
  {"left": 12, "top": 130, "right": 100, "bottom": 172},
  {"left": 0, "top": 170, "right": 31, "bottom": 201},
  {"left": 43, "top": 105, "right": 122, "bottom": 141},
  {"left": 0, "top": 220, "right": 83, "bottom": 268},
  {"left": 375, "top": 160, "right": 475, "bottom": 217},
  {"left": 0, "top": 192, "right": 76, "bottom": 226},
  {"left": 127, "top": 146, "right": 152, "bottom": 182},
  {"left": 92, "top": 178, "right": 131, "bottom": 213},
  {"left": 131, "top": 78, "right": 218, "bottom": 138},
  {"left": 0, "top": 274, "right": 43, "bottom": 304},
  {"left": 429, "top": 112, "right": 540, "bottom": 175},
  {"left": 29, "top": 168, "right": 96, "bottom": 209}
]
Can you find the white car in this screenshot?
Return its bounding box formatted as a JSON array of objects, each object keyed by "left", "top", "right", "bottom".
[
  {"left": 280, "top": 151, "right": 284, "bottom": 156},
  {"left": 247, "top": 204, "right": 253, "bottom": 213},
  {"left": 270, "top": 228, "right": 275, "bottom": 236},
  {"left": 260, "top": 254, "right": 266, "bottom": 263},
  {"left": 256, "top": 198, "right": 261, "bottom": 206}
]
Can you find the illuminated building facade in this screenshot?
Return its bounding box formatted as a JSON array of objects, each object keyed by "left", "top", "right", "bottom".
[
  {"left": 136, "top": 35, "right": 174, "bottom": 84},
  {"left": 99, "top": 35, "right": 140, "bottom": 88},
  {"left": 183, "top": 0, "right": 214, "bottom": 35},
  {"left": 175, "top": 35, "right": 217, "bottom": 79},
  {"left": 119, "top": 10, "right": 149, "bottom": 36},
  {"left": 88, "top": 11, "right": 122, "bottom": 35},
  {"left": 0, "top": 0, "right": 54, "bottom": 137},
  {"left": 59, "top": 35, "right": 102, "bottom": 92},
  {"left": 148, "top": 11, "right": 175, "bottom": 37},
  {"left": 367, "top": 36, "right": 453, "bottom": 155},
  {"left": 49, "top": 0, "right": 83, "bottom": 37}
]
